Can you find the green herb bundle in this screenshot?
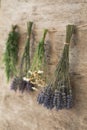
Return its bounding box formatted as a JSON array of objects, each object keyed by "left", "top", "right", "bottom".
[
  {"left": 10, "top": 22, "right": 34, "bottom": 92},
  {"left": 4, "top": 25, "right": 19, "bottom": 81},
  {"left": 37, "top": 25, "right": 75, "bottom": 110},
  {"left": 30, "top": 29, "right": 48, "bottom": 71},
  {"left": 20, "top": 22, "right": 33, "bottom": 77}
]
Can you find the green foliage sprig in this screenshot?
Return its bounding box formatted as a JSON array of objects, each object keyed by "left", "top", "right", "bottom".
[
  {"left": 20, "top": 22, "right": 33, "bottom": 77},
  {"left": 4, "top": 25, "right": 20, "bottom": 81},
  {"left": 31, "top": 29, "right": 48, "bottom": 71}
]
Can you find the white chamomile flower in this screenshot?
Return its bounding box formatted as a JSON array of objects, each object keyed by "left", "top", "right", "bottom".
[
  {"left": 28, "top": 70, "right": 32, "bottom": 74},
  {"left": 23, "top": 77, "right": 26, "bottom": 81},
  {"left": 38, "top": 70, "right": 43, "bottom": 74},
  {"left": 32, "top": 87, "right": 38, "bottom": 91},
  {"left": 23, "top": 77, "right": 29, "bottom": 82}
]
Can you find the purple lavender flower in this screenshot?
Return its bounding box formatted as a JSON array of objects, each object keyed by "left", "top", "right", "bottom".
[
  {"left": 19, "top": 79, "right": 27, "bottom": 93},
  {"left": 37, "top": 91, "right": 45, "bottom": 104},
  {"left": 53, "top": 90, "right": 62, "bottom": 110},
  {"left": 66, "top": 94, "right": 73, "bottom": 109},
  {"left": 37, "top": 85, "right": 54, "bottom": 109},
  {"left": 43, "top": 86, "right": 53, "bottom": 109},
  {"left": 10, "top": 77, "right": 19, "bottom": 91},
  {"left": 61, "top": 92, "right": 67, "bottom": 108},
  {"left": 26, "top": 82, "right": 34, "bottom": 91}
]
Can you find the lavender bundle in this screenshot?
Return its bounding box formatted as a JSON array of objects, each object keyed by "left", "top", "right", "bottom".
[
  {"left": 4, "top": 25, "right": 19, "bottom": 81},
  {"left": 37, "top": 25, "right": 75, "bottom": 110},
  {"left": 10, "top": 22, "right": 34, "bottom": 92}
]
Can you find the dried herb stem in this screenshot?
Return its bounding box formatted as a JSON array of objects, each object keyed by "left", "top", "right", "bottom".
[{"left": 4, "top": 25, "right": 19, "bottom": 81}]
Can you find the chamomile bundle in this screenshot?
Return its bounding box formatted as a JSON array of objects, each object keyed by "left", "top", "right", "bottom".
[
  {"left": 37, "top": 25, "right": 75, "bottom": 110},
  {"left": 25, "top": 29, "right": 48, "bottom": 89},
  {"left": 4, "top": 25, "right": 19, "bottom": 81}
]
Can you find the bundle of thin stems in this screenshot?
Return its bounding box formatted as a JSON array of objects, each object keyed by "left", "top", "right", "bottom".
[
  {"left": 10, "top": 22, "right": 34, "bottom": 92},
  {"left": 30, "top": 29, "right": 48, "bottom": 71},
  {"left": 4, "top": 25, "right": 19, "bottom": 81},
  {"left": 37, "top": 25, "right": 75, "bottom": 110},
  {"left": 27, "top": 29, "right": 48, "bottom": 88}
]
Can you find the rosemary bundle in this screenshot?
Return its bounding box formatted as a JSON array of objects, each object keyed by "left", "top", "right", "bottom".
[
  {"left": 37, "top": 25, "right": 75, "bottom": 110},
  {"left": 10, "top": 22, "right": 34, "bottom": 92},
  {"left": 4, "top": 25, "right": 19, "bottom": 81}
]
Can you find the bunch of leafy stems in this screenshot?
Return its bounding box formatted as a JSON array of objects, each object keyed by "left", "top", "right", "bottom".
[
  {"left": 4, "top": 25, "right": 19, "bottom": 81},
  {"left": 30, "top": 29, "right": 48, "bottom": 72},
  {"left": 19, "top": 21, "right": 33, "bottom": 78}
]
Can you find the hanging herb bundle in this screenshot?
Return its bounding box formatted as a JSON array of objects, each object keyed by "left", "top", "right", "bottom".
[
  {"left": 31, "top": 29, "right": 48, "bottom": 71},
  {"left": 10, "top": 22, "right": 34, "bottom": 92},
  {"left": 27, "top": 29, "right": 48, "bottom": 88},
  {"left": 4, "top": 25, "right": 20, "bottom": 81},
  {"left": 37, "top": 25, "right": 75, "bottom": 110}
]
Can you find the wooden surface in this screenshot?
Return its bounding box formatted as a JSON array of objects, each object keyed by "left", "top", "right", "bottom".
[{"left": 0, "top": 0, "right": 87, "bottom": 130}]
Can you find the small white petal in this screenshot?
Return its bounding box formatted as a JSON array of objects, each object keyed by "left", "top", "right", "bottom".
[
  {"left": 23, "top": 77, "right": 29, "bottom": 82},
  {"left": 23, "top": 77, "right": 26, "bottom": 81},
  {"left": 38, "top": 70, "right": 43, "bottom": 74},
  {"left": 28, "top": 70, "right": 32, "bottom": 74},
  {"left": 32, "top": 87, "right": 38, "bottom": 91},
  {"left": 26, "top": 78, "right": 29, "bottom": 82}
]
